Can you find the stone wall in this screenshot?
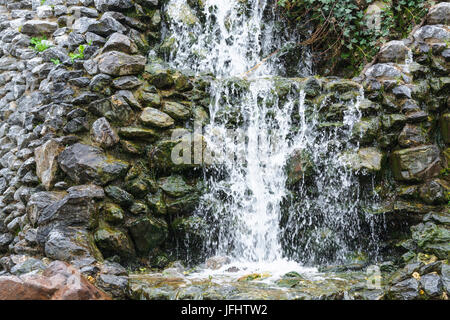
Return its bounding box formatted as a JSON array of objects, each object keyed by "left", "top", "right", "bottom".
[{"left": 0, "top": 0, "right": 448, "bottom": 300}]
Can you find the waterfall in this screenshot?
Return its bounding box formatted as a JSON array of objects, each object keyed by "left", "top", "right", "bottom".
[{"left": 162, "top": 0, "right": 379, "bottom": 266}]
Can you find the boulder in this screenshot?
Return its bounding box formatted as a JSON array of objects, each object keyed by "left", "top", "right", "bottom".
[
  {"left": 159, "top": 175, "right": 193, "bottom": 197},
  {"left": 378, "top": 40, "right": 409, "bottom": 63},
  {"left": 94, "top": 0, "right": 134, "bottom": 12},
  {"left": 391, "top": 145, "right": 441, "bottom": 182},
  {"left": 0, "top": 261, "right": 110, "bottom": 300},
  {"left": 94, "top": 223, "right": 135, "bottom": 260},
  {"left": 102, "top": 32, "right": 137, "bottom": 54},
  {"left": 162, "top": 101, "right": 191, "bottom": 120},
  {"left": 58, "top": 143, "right": 129, "bottom": 185},
  {"left": 441, "top": 113, "right": 450, "bottom": 144},
  {"left": 21, "top": 20, "right": 58, "bottom": 36},
  {"left": 398, "top": 124, "right": 428, "bottom": 148},
  {"left": 127, "top": 217, "right": 168, "bottom": 255},
  {"left": 427, "top": 2, "right": 450, "bottom": 25},
  {"left": 97, "top": 51, "right": 146, "bottom": 76},
  {"left": 34, "top": 139, "right": 64, "bottom": 190},
  {"left": 387, "top": 278, "right": 420, "bottom": 300},
  {"left": 91, "top": 117, "right": 120, "bottom": 149},
  {"left": 420, "top": 273, "right": 443, "bottom": 298},
  {"left": 139, "top": 107, "right": 175, "bottom": 128},
  {"left": 341, "top": 147, "right": 384, "bottom": 172},
  {"left": 413, "top": 25, "right": 450, "bottom": 44}
]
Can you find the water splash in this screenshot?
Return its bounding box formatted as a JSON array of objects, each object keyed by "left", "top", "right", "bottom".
[{"left": 162, "top": 1, "right": 380, "bottom": 267}]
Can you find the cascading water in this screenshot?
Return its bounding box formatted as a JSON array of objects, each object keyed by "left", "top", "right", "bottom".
[{"left": 161, "top": 0, "right": 380, "bottom": 268}]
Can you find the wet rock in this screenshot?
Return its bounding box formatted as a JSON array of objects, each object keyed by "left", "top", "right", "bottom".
[
  {"left": 441, "top": 264, "right": 450, "bottom": 294},
  {"left": 420, "top": 273, "right": 443, "bottom": 298},
  {"left": 127, "top": 217, "right": 168, "bottom": 255},
  {"left": 427, "top": 3, "right": 450, "bottom": 25},
  {"left": 34, "top": 139, "right": 64, "bottom": 190},
  {"left": 10, "top": 258, "right": 45, "bottom": 275},
  {"left": 94, "top": 0, "right": 134, "bottom": 12},
  {"left": 139, "top": 107, "right": 175, "bottom": 129},
  {"left": 391, "top": 145, "right": 441, "bottom": 182},
  {"left": 102, "top": 32, "right": 137, "bottom": 54},
  {"left": 96, "top": 274, "right": 128, "bottom": 299},
  {"left": 58, "top": 143, "right": 129, "bottom": 185},
  {"left": 285, "top": 149, "right": 313, "bottom": 186},
  {"left": 91, "top": 117, "right": 120, "bottom": 149},
  {"left": 112, "top": 76, "right": 141, "bottom": 90},
  {"left": 341, "top": 147, "right": 384, "bottom": 172},
  {"left": 441, "top": 113, "right": 449, "bottom": 144},
  {"left": 118, "top": 127, "right": 159, "bottom": 141},
  {"left": 206, "top": 256, "right": 231, "bottom": 270},
  {"left": 365, "top": 64, "right": 402, "bottom": 79},
  {"left": 26, "top": 191, "right": 67, "bottom": 227},
  {"left": 162, "top": 101, "right": 191, "bottom": 120},
  {"left": 159, "top": 175, "right": 193, "bottom": 198},
  {"left": 103, "top": 203, "right": 124, "bottom": 224},
  {"left": 105, "top": 186, "right": 134, "bottom": 207},
  {"left": 388, "top": 278, "right": 420, "bottom": 300},
  {"left": 413, "top": 25, "right": 450, "bottom": 44},
  {"left": 378, "top": 41, "right": 409, "bottom": 63},
  {"left": 352, "top": 117, "right": 380, "bottom": 144},
  {"left": 411, "top": 222, "right": 450, "bottom": 260},
  {"left": 94, "top": 223, "right": 135, "bottom": 260},
  {"left": 419, "top": 179, "right": 449, "bottom": 205},
  {"left": 0, "top": 261, "right": 110, "bottom": 300},
  {"left": 21, "top": 20, "right": 58, "bottom": 36},
  {"left": 398, "top": 124, "right": 428, "bottom": 147},
  {"left": 97, "top": 51, "right": 146, "bottom": 76}
]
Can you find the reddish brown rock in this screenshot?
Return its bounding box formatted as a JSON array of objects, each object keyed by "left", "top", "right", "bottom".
[{"left": 0, "top": 261, "right": 111, "bottom": 300}]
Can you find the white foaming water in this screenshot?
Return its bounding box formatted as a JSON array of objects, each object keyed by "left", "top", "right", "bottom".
[
  {"left": 162, "top": 0, "right": 377, "bottom": 273},
  {"left": 163, "top": 0, "right": 310, "bottom": 77}
]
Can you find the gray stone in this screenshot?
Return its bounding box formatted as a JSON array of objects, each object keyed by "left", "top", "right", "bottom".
[
  {"left": 420, "top": 273, "right": 443, "bottom": 298},
  {"left": 21, "top": 20, "right": 58, "bottom": 36},
  {"left": 139, "top": 107, "right": 175, "bottom": 128},
  {"left": 94, "top": 0, "right": 134, "bottom": 12},
  {"left": 427, "top": 2, "right": 450, "bottom": 25},
  {"left": 97, "top": 51, "right": 146, "bottom": 76},
  {"left": 388, "top": 278, "right": 420, "bottom": 300},
  {"left": 91, "top": 117, "right": 119, "bottom": 149},
  {"left": 162, "top": 101, "right": 190, "bottom": 120},
  {"left": 58, "top": 143, "right": 129, "bottom": 185},
  {"left": 34, "top": 139, "right": 64, "bottom": 190},
  {"left": 102, "top": 32, "right": 137, "bottom": 54},
  {"left": 378, "top": 41, "right": 409, "bottom": 63},
  {"left": 391, "top": 145, "right": 441, "bottom": 182},
  {"left": 96, "top": 274, "right": 128, "bottom": 299}
]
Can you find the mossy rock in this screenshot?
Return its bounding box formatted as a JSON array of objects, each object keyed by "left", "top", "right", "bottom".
[
  {"left": 94, "top": 222, "right": 136, "bottom": 260},
  {"left": 127, "top": 216, "right": 168, "bottom": 255}
]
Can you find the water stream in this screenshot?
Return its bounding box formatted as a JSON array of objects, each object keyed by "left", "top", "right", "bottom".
[{"left": 162, "top": 0, "right": 380, "bottom": 272}]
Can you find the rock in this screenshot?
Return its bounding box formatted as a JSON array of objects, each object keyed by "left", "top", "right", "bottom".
[
  {"left": 391, "top": 145, "right": 441, "bottom": 182},
  {"left": 388, "top": 278, "right": 420, "bottom": 300},
  {"left": 94, "top": 0, "right": 134, "bottom": 12},
  {"left": 94, "top": 223, "right": 135, "bottom": 260},
  {"left": 127, "top": 217, "right": 168, "bottom": 255},
  {"left": 427, "top": 2, "right": 450, "bottom": 25},
  {"left": 105, "top": 186, "right": 134, "bottom": 207},
  {"left": 162, "top": 101, "right": 191, "bottom": 120},
  {"left": 139, "top": 107, "right": 175, "bottom": 128},
  {"left": 441, "top": 113, "right": 450, "bottom": 144},
  {"left": 365, "top": 64, "right": 402, "bottom": 79},
  {"left": 27, "top": 191, "right": 67, "bottom": 227},
  {"left": 97, "top": 51, "right": 146, "bottom": 76},
  {"left": 10, "top": 258, "right": 45, "bottom": 275},
  {"left": 378, "top": 41, "right": 409, "bottom": 63},
  {"left": 91, "top": 117, "right": 120, "bottom": 149},
  {"left": 420, "top": 273, "right": 443, "bottom": 298},
  {"left": 118, "top": 127, "right": 159, "bottom": 141},
  {"left": 206, "top": 256, "right": 231, "bottom": 270},
  {"left": 352, "top": 117, "right": 380, "bottom": 144},
  {"left": 112, "top": 76, "right": 141, "bottom": 90},
  {"left": 441, "top": 264, "right": 450, "bottom": 294},
  {"left": 67, "top": 184, "right": 105, "bottom": 200},
  {"left": 159, "top": 175, "right": 193, "bottom": 198},
  {"left": 413, "top": 25, "right": 450, "bottom": 44},
  {"left": 34, "top": 139, "right": 64, "bottom": 190},
  {"left": 58, "top": 143, "right": 129, "bottom": 185},
  {"left": 21, "top": 20, "right": 58, "bottom": 36},
  {"left": 419, "top": 179, "right": 449, "bottom": 205},
  {"left": 398, "top": 124, "right": 428, "bottom": 147},
  {"left": 341, "top": 147, "right": 384, "bottom": 172},
  {"left": 102, "top": 32, "right": 137, "bottom": 54},
  {"left": 0, "top": 261, "right": 110, "bottom": 300},
  {"left": 103, "top": 203, "right": 124, "bottom": 224},
  {"left": 411, "top": 222, "right": 450, "bottom": 260},
  {"left": 96, "top": 274, "right": 128, "bottom": 299}
]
